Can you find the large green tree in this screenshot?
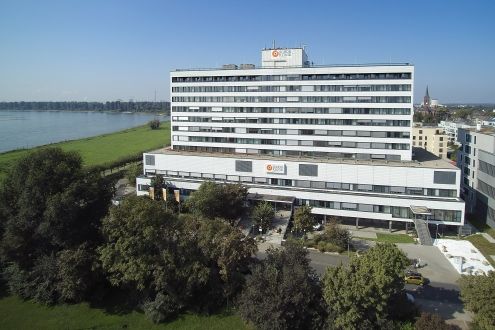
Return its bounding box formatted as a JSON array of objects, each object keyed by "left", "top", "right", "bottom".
[
  {"left": 0, "top": 148, "right": 113, "bottom": 304},
  {"left": 98, "top": 196, "right": 256, "bottom": 323},
  {"left": 251, "top": 201, "right": 275, "bottom": 233},
  {"left": 459, "top": 272, "right": 495, "bottom": 329},
  {"left": 237, "top": 240, "right": 326, "bottom": 330},
  {"left": 185, "top": 181, "right": 247, "bottom": 223},
  {"left": 293, "top": 205, "right": 315, "bottom": 233},
  {"left": 323, "top": 243, "right": 411, "bottom": 329}
]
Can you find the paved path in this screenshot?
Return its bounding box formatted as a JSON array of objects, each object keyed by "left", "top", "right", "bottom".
[{"left": 397, "top": 243, "right": 461, "bottom": 285}]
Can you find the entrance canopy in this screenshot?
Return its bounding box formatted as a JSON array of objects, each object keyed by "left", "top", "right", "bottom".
[
  {"left": 409, "top": 205, "right": 432, "bottom": 216},
  {"left": 247, "top": 193, "right": 295, "bottom": 204}
]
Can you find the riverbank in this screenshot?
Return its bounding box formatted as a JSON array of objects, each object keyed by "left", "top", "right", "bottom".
[{"left": 0, "top": 122, "right": 171, "bottom": 181}]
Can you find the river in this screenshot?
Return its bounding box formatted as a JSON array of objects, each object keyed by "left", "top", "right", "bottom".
[{"left": 0, "top": 110, "right": 168, "bottom": 153}]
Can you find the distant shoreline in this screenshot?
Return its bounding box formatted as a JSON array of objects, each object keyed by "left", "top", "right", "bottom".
[{"left": 0, "top": 109, "right": 168, "bottom": 115}]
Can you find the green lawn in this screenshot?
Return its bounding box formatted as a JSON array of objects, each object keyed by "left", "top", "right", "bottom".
[
  {"left": 0, "top": 295, "right": 247, "bottom": 330},
  {"left": 467, "top": 215, "right": 495, "bottom": 239},
  {"left": 465, "top": 234, "right": 495, "bottom": 267},
  {"left": 0, "top": 123, "right": 170, "bottom": 180},
  {"left": 376, "top": 233, "right": 415, "bottom": 244}
]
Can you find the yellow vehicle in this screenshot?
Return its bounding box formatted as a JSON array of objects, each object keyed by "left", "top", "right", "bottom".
[{"left": 404, "top": 271, "right": 425, "bottom": 285}]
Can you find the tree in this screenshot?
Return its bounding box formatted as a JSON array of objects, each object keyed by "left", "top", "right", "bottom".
[
  {"left": 415, "top": 312, "right": 459, "bottom": 330},
  {"left": 98, "top": 196, "right": 256, "bottom": 323},
  {"left": 293, "top": 205, "right": 315, "bottom": 233},
  {"left": 323, "top": 243, "right": 410, "bottom": 329},
  {"left": 0, "top": 148, "right": 113, "bottom": 304},
  {"left": 185, "top": 181, "right": 224, "bottom": 219},
  {"left": 237, "top": 241, "right": 326, "bottom": 330},
  {"left": 149, "top": 119, "right": 160, "bottom": 129},
  {"left": 221, "top": 183, "right": 248, "bottom": 224},
  {"left": 126, "top": 162, "right": 142, "bottom": 185},
  {"left": 149, "top": 174, "right": 165, "bottom": 200},
  {"left": 459, "top": 272, "right": 495, "bottom": 329},
  {"left": 318, "top": 218, "right": 351, "bottom": 251},
  {"left": 185, "top": 181, "right": 247, "bottom": 222},
  {"left": 251, "top": 201, "right": 275, "bottom": 233}
]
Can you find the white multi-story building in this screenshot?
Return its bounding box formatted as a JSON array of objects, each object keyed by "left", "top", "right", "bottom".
[
  {"left": 137, "top": 47, "right": 465, "bottom": 232},
  {"left": 458, "top": 126, "right": 495, "bottom": 228},
  {"left": 439, "top": 120, "right": 474, "bottom": 145}
]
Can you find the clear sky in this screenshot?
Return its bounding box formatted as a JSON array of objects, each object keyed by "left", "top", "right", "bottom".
[{"left": 0, "top": 0, "right": 494, "bottom": 103}]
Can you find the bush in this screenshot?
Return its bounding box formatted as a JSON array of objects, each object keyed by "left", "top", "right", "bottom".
[
  {"left": 415, "top": 312, "right": 459, "bottom": 330},
  {"left": 143, "top": 293, "right": 181, "bottom": 324},
  {"left": 320, "top": 220, "right": 351, "bottom": 250},
  {"left": 126, "top": 163, "right": 142, "bottom": 185},
  {"left": 149, "top": 119, "right": 160, "bottom": 130},
  {"left": 317, "top": 241, "right": 343, "bottom": 253}
]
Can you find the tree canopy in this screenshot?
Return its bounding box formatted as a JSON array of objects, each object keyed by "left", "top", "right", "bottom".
[
  {"left": 185, "top": 181, "right": 247, "bottom": 223},
  {"left": 0, "top": 147, "right": 113, "bottom": 304},
  {"left": 98, "top": 196, "right": 256, "bottom": 323},
  {"left": 459, "top": 272, "right": 495, "bottom": 329},
  {"left": 323, "top": 243, "right": 411, "bottom": 329},
  {"left": 237, "top": 240, "right": 326, "bottom": 330},
  {"left": 293, "top": 205, "right": 315, "bottom": 233},
  {"left": 251, "top": 201, "right": 275, "bottom": 233}
]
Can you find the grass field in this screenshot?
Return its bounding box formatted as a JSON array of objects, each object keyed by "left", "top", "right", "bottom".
[
  {"left": 464, "top": 234, "right": 495, "bottom": 267},
  {"left": 376, "top": 233, "right": 415, "bottom": 244},
  {"left": 0, "top": 295, "right": 248, "bottom": 330},
  {"left": 0, "top": 122, "right": 171, "bottom": 180},
  {"left": 467, "top": 215, "right": 495, "bottom": 239}
]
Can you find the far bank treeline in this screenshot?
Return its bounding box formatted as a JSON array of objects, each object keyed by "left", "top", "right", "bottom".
[{"left": 0, "top": 101, "right": 170, "bottom": 113}]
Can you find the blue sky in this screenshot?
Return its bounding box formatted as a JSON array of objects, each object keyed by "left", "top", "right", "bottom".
[{"left": 0, "top": 0, "right": 494, "bottom": 103}]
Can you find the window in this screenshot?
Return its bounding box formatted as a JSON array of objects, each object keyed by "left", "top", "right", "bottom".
[
  {"left": 235, "top": 160, "right": 252, "bottom": 172},
  {"left": 145, "top": 155, "right": 155, "bottom": 166},
  {"left": 299, "top": 164, "right": 318, "bottom": 177},
  {"left": 434, "top": 171, "right": 456, "bottom": 184}
]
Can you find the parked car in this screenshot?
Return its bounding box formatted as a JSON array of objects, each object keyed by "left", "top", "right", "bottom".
[
  {"left": 313, "top": 223, "right": 323, "bottom": 231},
  {"left": 404, "top": 271, "right": 426, "bottom": 285}
]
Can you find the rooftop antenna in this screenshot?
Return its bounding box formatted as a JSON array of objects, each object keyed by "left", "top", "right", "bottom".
[
  {"left": 272, "top": 40, "right": 276, "bottom": 49},
  {"left": 154, "top": 90, "right": 157, "bottom": 102}
]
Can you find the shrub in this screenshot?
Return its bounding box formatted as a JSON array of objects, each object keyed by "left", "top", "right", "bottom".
[
  {"left": 415, "top": 312, "right": 459, "bottom": 330},
  {"left": 149, "top": 119, "right": 160, "bottom": 129},
  {"left": 143, "top": 293, "right": 181, "bottom": 324}
]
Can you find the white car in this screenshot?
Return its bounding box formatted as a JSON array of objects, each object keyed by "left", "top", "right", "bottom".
[{"left": 313, "top": 223, "right": 323, "bottom": 231}]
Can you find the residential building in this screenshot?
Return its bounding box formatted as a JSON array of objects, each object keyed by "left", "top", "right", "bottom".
[
  {"left": 439, "top": 120, "right": 474, "bottom": 145},
  {"left": 137, "top": 47, "right": 465, "bottom": 233},
  {"left": 458, "top": 126, "right": 495, "bottom": 228},
  {"left": 412, "top": 124, "right": 448, "bottom": 158}
]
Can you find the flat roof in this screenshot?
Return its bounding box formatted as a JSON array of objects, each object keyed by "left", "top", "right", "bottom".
[
  {"left": 148, "top": 147, "right": 458, "bottom": 170},
  {"left": 462, "top": 126, "right": 495, "bottom": 136},
  {"left": 173, "top": 63, "right": 413, "bottom": 72}
]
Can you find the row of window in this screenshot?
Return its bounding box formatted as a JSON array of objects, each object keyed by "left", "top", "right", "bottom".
[
  {"left": 172, "top": 126, "right": 410, "bottom": 139},
  {"left": 172, "top": 106, "right": 411, "bottom": 115},
  {"left": 413, "top": 136, "right": 444, "bottom": 142},
  {"left": 298, "top": 199, "right": 461, "bottom": 222},
  {"left": 479, "top": 160, "right": 495, "bottom": 178},
  {"left": 174, "top": 135, "right": 411, "bottom": 150},
  {"left": 174, "top": 145, "right": 403, "bottom": 160},
  {"left": 172, "top": 84, "right": 412, "bottom": 93},
  {"left": 172, "top": 116, "right": 411, "bottom": 127},
  {"left": 172, "top": 96, "right": 411, "bottom": 103},
  {"left": 171, "top": 72, "right": 412, "bottom": 83},
  {"left": 143, "top": 169, "right": 456, "bottom": 198},
  {"left": 478, "top": 179, "right": 495, "bottom": 199}
]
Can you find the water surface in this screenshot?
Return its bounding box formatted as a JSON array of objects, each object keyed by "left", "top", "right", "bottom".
[{"left": 0, "top": 110, "right": 167, "bottom": 153}]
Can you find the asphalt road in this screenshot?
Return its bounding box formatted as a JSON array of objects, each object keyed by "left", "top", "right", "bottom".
[{"left": 256, "top": 248, "right": 471, "bottom": 329}]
